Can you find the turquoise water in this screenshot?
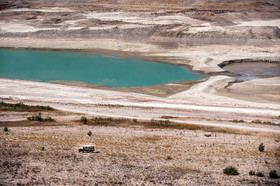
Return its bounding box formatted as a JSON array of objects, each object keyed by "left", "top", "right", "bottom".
[{"left": 0, "top": 49, "right": 206, "bottom": 87}]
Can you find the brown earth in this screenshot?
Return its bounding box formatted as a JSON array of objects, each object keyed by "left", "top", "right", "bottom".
[{"left": 0, "top": 115, "right": 280, "bottom": 185}]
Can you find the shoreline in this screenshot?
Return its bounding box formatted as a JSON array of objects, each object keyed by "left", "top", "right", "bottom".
[
  {"left": 1, "top": 3, "right": 280, "bottom": 185},
  {"left": 1, "top": 46, "right": 279, "bottom": 101},
  {"left": 1, "top": 40, "right": 280, "bottom": 107}
]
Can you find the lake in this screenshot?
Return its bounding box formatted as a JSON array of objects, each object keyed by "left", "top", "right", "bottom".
[{"left": 0, "top": 49, "right": 206, "bottom": 87}]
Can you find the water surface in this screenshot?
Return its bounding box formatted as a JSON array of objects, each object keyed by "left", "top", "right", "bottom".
[
  {"left": 223, "top": 62, "right": 280, "bottom": 80},
  {"left": 0, "top": 49, "right": 206, "bottom": 87}
]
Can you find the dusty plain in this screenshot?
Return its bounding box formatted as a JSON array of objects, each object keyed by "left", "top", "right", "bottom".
[{"left": 0, "top": 0, "right": 280, "bottom": 185}]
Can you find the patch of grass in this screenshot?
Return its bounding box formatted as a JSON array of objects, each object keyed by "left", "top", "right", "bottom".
[
  {"left": 231, "top": 119, "right": 244, "bottom": 123},
  {"left": 269, "top": 170, "right": 279, "bottom": 179},
  {"left": 27, "top": 113, "right": 55, "bottom": 122},
  {"left": 90, "top": 117, "right": 130, "bottom": 126},
  {"left": 223, "top": 166, "right": 239, "bottom": 175},
  {"left": 256, "top": 171, "right": 264, "bottom": 177},
  {"left": 172, "top": 166, "right": 200, "bottom": 174},
  {"left": 0, "top": 101, "right": 54, "bottom": 112},
  {"left": 3, "top": 126, "right": 8, "bottom": 132},
  {"left": 252, "top": 120, "right": 262, "bottom": 124},
  {"left": 0, "top": 120, "right": 65, "bottom": 127},
  {"left": 258, "top": 143, "right": 265, "bottom": 152},
  {"left": 251, "top": 120, "right": 278, "bottom": 125},
  {"left": 76, "top": 115, "right": 255, "bottom": 135}
]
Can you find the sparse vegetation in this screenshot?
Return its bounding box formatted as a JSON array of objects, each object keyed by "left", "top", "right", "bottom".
[
  {"left": 258, "top": 143, "right": 265, "bottom": 152},
  {"left": 153, "top": 120, "right": 171, "bottom": 128},
  {"left": 0, "top": 117, "right": 279, "bottom": 185},
  {"left": 44, "top": 116, "right": 55, "bottom": 122},
  {"left": 256, "top": 171, "right": 264, "bottom": 177},
  {"left": 77, "top": 116, "right": 253, "bottom": 134},
  {"left": 3, "top": 127, "right": 8, "bottom": 132},
  {"left": 80, "top": 116, "right": 88, "bottom": 124},
  {"left": 231, "top": 119, "right": 244, "bottom": 123},
  {"left": 252, "top": 120, "right": 262, "bottom": 124},
  {"left": 0, "top": 101, "right": 54, "bottom": 112},
  {"left": 249, "top": 170, "right": 255, "bottom": 175},
  {"left": 251, "top": 120, "right": 277, "bottom": 125},
  {"left": 133, "top": 119, "right": 138, "bottom": 123},
  {"left": 27, "top": 113, "right": 55, "bottom": 122},
  {"left": 269, "top": 170, "right": 279, "bottom": 179},
  {"left": 223, "top": 166, "right": 239, "bottom": 175}
]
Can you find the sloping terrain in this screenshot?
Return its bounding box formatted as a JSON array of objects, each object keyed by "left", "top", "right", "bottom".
[{"left": 0, "top": 1, "right": 280, "bottom": 185}]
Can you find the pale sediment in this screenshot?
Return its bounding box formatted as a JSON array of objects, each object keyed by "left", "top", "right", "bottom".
[
  {"left": 1, "top": 2, "right": 280, "bottom": 185},
  {"left": 0, "top": 1, "right": 280, "bottom": 123}
]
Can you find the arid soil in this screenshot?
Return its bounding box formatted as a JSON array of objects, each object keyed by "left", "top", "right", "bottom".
[
  {"left": 1, "top": 0, "right": 280, "bottom": 185},
  {"left": 1, "top": 116, "right": 280, "bottom": 185}
]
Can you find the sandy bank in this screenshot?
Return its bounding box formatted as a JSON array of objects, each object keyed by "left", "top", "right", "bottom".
[{"left": 1, "top": 78, "right": 280, "bottom": 133}]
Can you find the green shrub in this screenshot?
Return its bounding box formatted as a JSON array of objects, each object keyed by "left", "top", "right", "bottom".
[
  {"left": 133, "top": 119, "right": 138, "bottom": 123},
  {"left": 256, "top": 171, "right": 264, "bottom": 177},
  {"left": 223, "top": 166, "right": 239, "bottom": 175},
  {"left": 3, "top": 127, "right": 8, "bottom": 132},
  {"left": 44, "top": 116, "right": 55, "bottom": 122},
  {"left": 80, "top": 117, "right": 88, "bottom": 124},
  {"left": 35, "top": 113, "right": 43, "bottom": 121},
  {"left": 46, "top": 106, "right": 54, "bottom": 110},
  {"left": 166, "top": 156, "right": 172, "bottom": 160},
  {"left": 269, "top": 170, "right": 279, "bottom": 179},
  {"left": 249, "top": 170, "right": 255, "bottom": 175},
  {"left": 88, "top": 131, "right": 92, "bottom": 136},
  {"left": 259, "top": 143, "right": 265, "bottom": 152}
]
